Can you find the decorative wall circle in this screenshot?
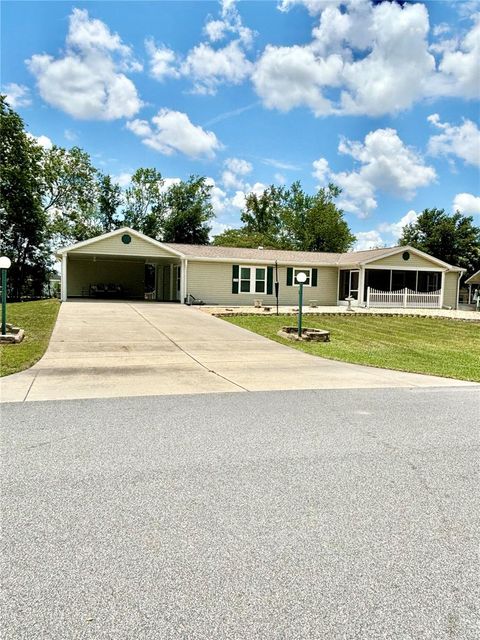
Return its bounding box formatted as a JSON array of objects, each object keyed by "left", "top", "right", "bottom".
[
  {"left": 402, "top": 251, "right": 410, "bottom": 261},
  {"left": 122, "top": 234, "right": 132, "bottom": 245}
]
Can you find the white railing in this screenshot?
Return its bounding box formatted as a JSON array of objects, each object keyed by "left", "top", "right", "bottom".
[{"left": 366, "top": 287, "right": 441, "bottom": 308}]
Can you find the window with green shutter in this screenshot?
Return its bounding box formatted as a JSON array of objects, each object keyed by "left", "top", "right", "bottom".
[{"left": 232, "top": 265, "right": 239, "bottom": 294}]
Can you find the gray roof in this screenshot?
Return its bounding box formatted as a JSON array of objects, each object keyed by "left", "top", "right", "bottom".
[{"left": 164, "top": 243, "right": 398, "bottom": 266}]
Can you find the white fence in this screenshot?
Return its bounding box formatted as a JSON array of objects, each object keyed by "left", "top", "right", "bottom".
[{"left": 366, "top": 287, "right": 441, "bottom": 308}]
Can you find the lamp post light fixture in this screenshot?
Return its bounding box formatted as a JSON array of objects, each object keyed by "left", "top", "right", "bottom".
[
  {"left": 0, "top": 256, "right": 12, "bottom": 336},
  {"left": 295, "top": 271, "right": 307, "bottom": 338}
]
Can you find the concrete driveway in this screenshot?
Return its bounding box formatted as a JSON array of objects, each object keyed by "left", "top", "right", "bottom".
[{"left": 1, "top": 301, "right": 475, "bottom": 402}]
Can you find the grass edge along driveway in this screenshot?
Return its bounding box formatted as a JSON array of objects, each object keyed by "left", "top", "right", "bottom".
[
  {"left": 0, "top": 299, "right": 60, "bottom": 377},
  {"left": 223, "top": 314, "right": 480, "bottom": 383}
]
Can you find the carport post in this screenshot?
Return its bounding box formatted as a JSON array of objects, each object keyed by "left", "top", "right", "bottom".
[{"left": 61, "top": 254, "right": 67, "bottom": 301}]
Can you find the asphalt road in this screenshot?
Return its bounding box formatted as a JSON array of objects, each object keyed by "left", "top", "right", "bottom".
[{"left": 2, "top": 387, "right": 479, "bottom": 639}]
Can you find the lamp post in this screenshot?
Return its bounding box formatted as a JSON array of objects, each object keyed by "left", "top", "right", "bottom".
[
  {"left": 0, "top": 256, "right": 12, "bottom": 336},
  {"left": 296, "top": 271, "right": 307, "bottom": 338}
]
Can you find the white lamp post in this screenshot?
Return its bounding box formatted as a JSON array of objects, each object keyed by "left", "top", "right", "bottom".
[
  {"left": 296, "top": 271, "right": 307, "bottom": 337},
  {"left": 0, "top": 256, "right": 12, "bottom": 335}
]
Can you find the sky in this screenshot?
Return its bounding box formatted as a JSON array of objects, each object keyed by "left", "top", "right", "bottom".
[{"left": 1, "top": 0, "right": 479, "bottom": 249}]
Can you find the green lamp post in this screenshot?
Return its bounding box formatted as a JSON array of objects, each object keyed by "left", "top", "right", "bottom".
[
  {"left": 295, "top": 271, "right": 307, "bottom": 338},
  {"left": 0, "top": 256, "right": 12, "bottom": 336}
]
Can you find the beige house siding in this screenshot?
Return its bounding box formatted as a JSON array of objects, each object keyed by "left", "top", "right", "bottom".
[
  {"left": 67, "top": 258, "right": 145, "bottom": 297},
  {"left": 367, "top": 252, "right": 442, "bottom": 269},
  {"left": 70, "top": 234, "right": 175, "bottom": 258},
  {"left": 443, "top": 271, "right": 459, "bottom": 308},
  {"left": 187, "top": 261, "right": 338, "bottom": 306}
]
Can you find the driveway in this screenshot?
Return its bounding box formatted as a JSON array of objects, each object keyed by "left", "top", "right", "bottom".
[{"left": 1, "top": 301, "right": 475, "bottom": 402}]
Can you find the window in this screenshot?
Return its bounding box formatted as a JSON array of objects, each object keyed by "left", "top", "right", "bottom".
[
  {"left": 293, "top": 268, "right": 311, "bottom": 286},
  {"left": 239, "top": 266, "right": 266, "bottom": 293}
]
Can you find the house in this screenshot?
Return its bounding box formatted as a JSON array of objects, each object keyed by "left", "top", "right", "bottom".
[{"left": 56, "top": 227, "right": 465, "bottom": 309}]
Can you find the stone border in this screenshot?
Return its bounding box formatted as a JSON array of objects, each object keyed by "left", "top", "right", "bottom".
[{"left": 212, "top": 311, "right": 480, "bottom": 323}]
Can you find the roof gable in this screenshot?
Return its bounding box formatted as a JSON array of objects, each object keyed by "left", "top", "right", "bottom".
[{"left": 57, "top": 228, "right": 185, "bottom": 259}]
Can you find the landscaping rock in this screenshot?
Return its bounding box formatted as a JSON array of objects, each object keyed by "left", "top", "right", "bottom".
[{"left": 278, "top": 326, "right": 330, "bottom": 342}]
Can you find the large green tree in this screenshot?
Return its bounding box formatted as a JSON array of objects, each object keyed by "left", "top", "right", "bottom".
[
  {"left": 162, "top": 176, "right": 214, "bottom": 244},
  {"left": 0, "top": 96, "right": 51, "bottom": 299},
  {"left": 98, "top": 174, "right": 122, "bottom": 232},
  {"left": 41, "top": 145, "right": 101, "bottom": 247},
  {"left": 123, "top": 168, "right": 164, "bottom": 239},
  {"left": 214, "top": 181, "right": 355, "bottom": 252},
  {"left": 400, "top": 208, "right": 480, "bottom": 276}
]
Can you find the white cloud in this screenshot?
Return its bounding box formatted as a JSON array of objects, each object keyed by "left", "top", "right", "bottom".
[
  {"left": 313, "top": 129, "right": 436, "bottom": 218},
  {"left": 312, "top": 157, "right": 330, "bottom": 184},
  {"left": 432, "top": 16, "right": 480, "bottom": 99},
  {"left": 181, "top": 40, "right": 253, "bottom": 95},
  {"left": 263, "top": 158, "right": 300, "bottom": 171},
  {"left": 427, "top": 115, "right": 480, "bottom": 167},
  {"left": 278, "top": 0, "right": 328, "bottom": 16},
  {"left": 145, "top": 38, "right": 179, "bottom": 81},
  {"left": 378, "top": 210, "right": 419, "bottom": 240},
  {"left": 3, "top": 83, "right": 31, "bottom": 108},
  {"left": 204, "top": 0, "right": 254, "bottom": 46},
  {"left": 224, "top": 157, "right": 252, "bottom": 175},
  {"left": 252, "top": 45, "right": 339, "bottom": 115},
  {"left": 27, "top": 8, "right": 142, "bottom": 120},
  {"left": 354, "top": 231, "right": 384, "bottom": 251},
  {"left": 205, "top": 177, "right": 228, "bottom": 215},
  {"left": 222, "top": 157, "right": 253, "bottom": 190},
  {"left": 254, "top": 2, "right": 479, "bottom": 117},
  {"left": 126, "top": 109, "right": 221, "bottom": 159},
  {"left": 64, "top": 129, "right": 77, "bottom": 142},
  {"left": 354, "top": 209, "right": 420, "bottom": 251},
  {"left": 274, "top": 173, "right": 286, "bottom": 185},
  {"left": 230, "top": 182, "right": 267, "bottom": 210},
  {"left": 453, "top": 193, "right": 480, "bottom": 215},
  {"left": 112, "top": 172, "right": 132, "bottom": 188},
  {"left": 27, "top": 132, "right": 53, "bottom": 149}
]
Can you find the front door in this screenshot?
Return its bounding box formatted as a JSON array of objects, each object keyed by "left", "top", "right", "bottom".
[{"left": 339, "top": 269, "right": 360, "bottom": 302}]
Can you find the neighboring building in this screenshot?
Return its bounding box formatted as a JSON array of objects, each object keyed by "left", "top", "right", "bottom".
[{"left": 56, "top": 227, "right": 465, "bottom": 309}]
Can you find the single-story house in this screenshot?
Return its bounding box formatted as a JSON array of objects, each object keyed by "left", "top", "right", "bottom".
[{"left": 56, "top": 227, "right": 465, "bottom": 309}]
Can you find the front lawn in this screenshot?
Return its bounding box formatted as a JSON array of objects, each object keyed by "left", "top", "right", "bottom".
[
  {"left": 0, "top": 299, "right": 60, "bottom": 377},
  {"left": 224, "top": 314, "right": 480, "bottom": 382}
]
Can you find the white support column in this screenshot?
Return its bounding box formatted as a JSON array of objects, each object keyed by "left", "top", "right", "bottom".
[
  {"left": 179, "top": 259, "right": 186, "bottom": 304},
  {"left": 61, "top": 254, "right": 67, "bottom": 301},
  {"left": 358, "top": 266, "right": 365, "bottom": 306},
  {"left": 439, "top": 271, "right": 445, "bottom": 308},
  {"left": 182, "top": 259, "right": 188, "bottom": 301}
]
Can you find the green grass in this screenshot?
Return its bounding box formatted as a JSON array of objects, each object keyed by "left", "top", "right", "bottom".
[
  {"left": 224, "top": 314, "right": 480, "bottom": 382},
  {"left": 0, "top": 299, "right": 60, "bottom": 377}
]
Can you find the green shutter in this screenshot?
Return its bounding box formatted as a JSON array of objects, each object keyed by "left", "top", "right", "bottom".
[
  {"left": 267, "top": 266, "right": 273, "bottom": 294},
  {"left": 286, "top": 267, "right": 293, "bottom": 286},
  {"left": 311, "top": 268, "right": 318, "bottom": 287},
  {"left": 232, "top": 264, "right": 239, "bottom": 294}
]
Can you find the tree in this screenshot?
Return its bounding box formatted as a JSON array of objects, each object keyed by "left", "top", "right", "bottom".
[
  {"left": 241, "top": 185, "right": 285, "bottom": 238},
  {"left": 123, "top": 168, "right": 164, "bottom": 239},
  {"left": 0, "top": 96, "right": 51, "bottom": 299},
  {"left": 162, "top": 176, "right": 214, "bottom": 244},
  {"left": 225, "top": 181, "right": 355, "bottom": 253},
  {"left": 400, "top": 208, "right": 480, "bottom": 276},
  {"left": 98, "top": 174, "right": 122, "bottom": 232},
  {"left": 284, "top": 183, "right": 355, "bottom": 252},
  {"left": 41, "top": 145, "right": 101, "bottom": 247},
  {"left": 212, "top": 228, "right": 283, "bottom": 249}
]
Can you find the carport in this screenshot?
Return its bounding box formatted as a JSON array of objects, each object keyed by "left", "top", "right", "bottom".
[{"left": 57, "top": 228, "right": 184, "bottom": 301}]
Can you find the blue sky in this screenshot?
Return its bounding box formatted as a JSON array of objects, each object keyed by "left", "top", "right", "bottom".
[{"left": 2, "top": 0, "right": 479, "bottom": 248}]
